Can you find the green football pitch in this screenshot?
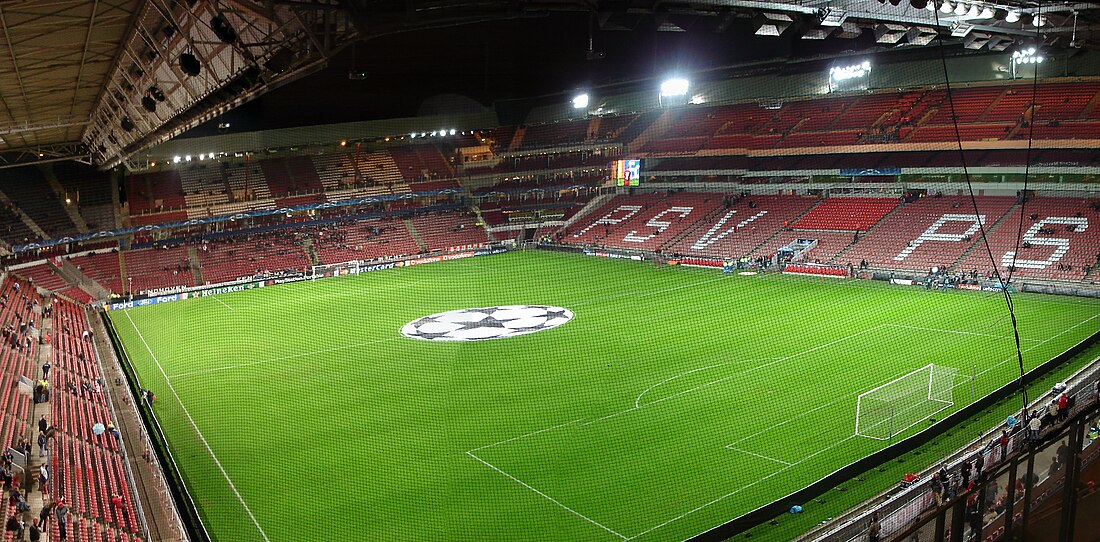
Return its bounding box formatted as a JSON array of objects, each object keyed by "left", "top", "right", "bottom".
[{"left": 107, "top": 250, "right": 1100, "bottom": 542}]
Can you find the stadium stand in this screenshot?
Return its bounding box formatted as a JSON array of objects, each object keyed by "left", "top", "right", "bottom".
[
  {"left": 842, "top": 196, "right": 1018, "bottom": 272},
  {"left": 0, "top": 203, "right": 39, "bottom": 246},
  {"left": 13, "top": 264, "right": 68, "bottom": 293},
  {"left": 955, "top": 197, "right": 1099, "bottom": 281},
  {"left": 49, "top": 297, "right": 143, "bottom": 540},
  {"left": 0, "top": 169, "right": 79, "bottom": 238},
  {"left": 409, "top": 211, "right": 488, "bottom": 251},
  {"left": 283, "top": 156, "right": 325, "bottom": 193},
  {"left": 562, "top": 192, "right": 726, "bottom": 250},
  {"left": 753, "top": 231, "right": 862, "bottom": 264},
  {"left": 661, "top": 196, "right": 819, "bottom": 259},
  {"left": 196, "top": 231, "right": 311, "bottom": 284},
  {"left": 518, "top": 120, "right": 589, "bottom": 149},
  {"left": 310, "top": 217, "right": 423, "bottom": 264},
  {"left": 69, "top": 252, "right": 124, "bottom": 295},
  {"left": 789, "top": 197, "right": 899, "bottom": 231},
  {"left": 120, "top": 247, "right": 195, "bottom": 295},
  {"left": 388, "top": 145, "right": 453, "bottom": 181},
  {"left": 53, "top": 162, "right": 114, "bottom": 232}
]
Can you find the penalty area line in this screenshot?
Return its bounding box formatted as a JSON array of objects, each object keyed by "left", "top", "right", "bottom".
[
  {"left": 466, "top": 451, "right": 627, "bottom": 540},
  {"left": 625, "top": 435, "right": 859, "bottom": 541},
  {"left": 212, "top": 296, "right": 235, "bottom": 312},
  {"left": 728, "top": 448, "right": 791, "bottom": 466},
  {"left": 884, "top": 324, "right": 1041, "bottom": 342},
  {"left": 122, "top": 310, "right": 271, "bottom": 542}
]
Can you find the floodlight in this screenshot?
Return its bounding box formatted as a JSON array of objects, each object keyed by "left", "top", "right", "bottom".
[
  {"left": 1032, "top": 14, "right": 1045, "bottom": 26},
  {"left": 967, "top": 4, "right": 980, "bottom": 17},
  {"left": 1005, "top": 10, "right": 1019, "bottom": 22},
  {"left": 449, "top": 129, "right": 456, "bottom": 135},
  {"left": 173, "top": 156, "right": 181, "bottom": 164},
  {"left": 940, "top": 1, "right": 953, "bottom": 13},
  {"left": 185, "top": 155, "right": 192, "bottom": 162},
  {"left": 572, "top": 93, "right": 590, "bottom": 109},
  {"left": 660, "top": 78, "right": 690, "bottom": 97},
  {"left": 179, "top": 52, "right": 201, "bottom": 77},
  {"left": 979, "top": 7, "right": 994, "bottom": 18},
  {"left": 925, "top": 1, "right": 936, "bottom": 11},
  {"left": 955, "top": 2, "right": 968, "bottom": 15}
]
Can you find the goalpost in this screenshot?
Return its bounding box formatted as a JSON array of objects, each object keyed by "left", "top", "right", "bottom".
[
  {"left": 855, "top": 364, "right": 959, "bottom": 441},
  {"left": 309, "top": 260, "right": 361, "bottom": 280}
]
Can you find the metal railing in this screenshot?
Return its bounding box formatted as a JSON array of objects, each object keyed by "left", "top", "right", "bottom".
[{"left": 809, "top": 360, "right": 1100, "bottom": 542}]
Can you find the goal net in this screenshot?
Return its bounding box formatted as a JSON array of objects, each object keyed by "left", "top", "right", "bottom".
[
  {"left": 309, "top": 260, "right": 361, "bottom": 280},
  {"left": 855, "top": 364, "right": 958, "bottom": 441}
]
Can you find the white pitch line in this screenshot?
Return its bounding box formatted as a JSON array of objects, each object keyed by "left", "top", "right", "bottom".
[
  {"left": 634, "top": 358, "right": 776, "bottom": 409},
  {"left": 167, "top": 336, "right": 402, "bottom": 379},
  {"left": 466, "top": 451, "right": 627, "bottom": 540},
  {"left": 627, "top": 435, "right": 859, "bottom": 541},
  {"left": 728, "top": 448, "right": 792, "bottom": 466},
  {"left": 469, "top": 418, "right": 586, "bottom": 453},
  {"left": 212, "top": 296, "right": 235, "bottom": 312},
  {"left": 975, "top": 311, "right": 1100, "bottom": 379},
  {"left": 122, "top": 310, "right": 271, "bottom": 542},
  {"left": 884, "top": 323, "right": 1041, "bottom": 342},
  {"left": 585, "top": 325, "right": 887, "bottom": 427}
]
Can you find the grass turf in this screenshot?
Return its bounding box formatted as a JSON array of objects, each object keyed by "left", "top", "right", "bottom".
[{"left": 106, "top": 250, "right": 1100, "bottom": 542}]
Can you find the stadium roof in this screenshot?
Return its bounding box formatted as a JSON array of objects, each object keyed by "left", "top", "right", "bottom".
[{"left": 2, "top": 0, "right": 1098, "bottom": 170}]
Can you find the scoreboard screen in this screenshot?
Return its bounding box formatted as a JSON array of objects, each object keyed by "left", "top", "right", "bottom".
[{"left": 612, "top": 159, "right": 642, "bottom": 186}]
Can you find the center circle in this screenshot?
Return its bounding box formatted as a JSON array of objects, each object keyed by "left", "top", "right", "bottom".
[{"left": 401, "top": 305, "right": 574, "bottom": 342}]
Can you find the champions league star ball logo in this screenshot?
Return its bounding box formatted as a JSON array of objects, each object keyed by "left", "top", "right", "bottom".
[{"left": 401, "top": 305, "right": 574, "bottom": 342}]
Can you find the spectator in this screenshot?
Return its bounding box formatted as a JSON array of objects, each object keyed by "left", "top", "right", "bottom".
[
  {"left": 37, "top": 500, "right": 51, "bottom": 532},
  {"left": 868, "top": 511, "right": 881, "bottom": 542},
  {"left": 974, "top": 452, "right": 985, "bottom": 481},
  {"left": 55, "top": 499, "right": 69, "bottom": 541},
  {"left": 37, "top": 432, "right": 48, "bottom": 458},
  {"left": 1028, "top": 415, "right": 1042, "bottom": 443},
  {"left": 28, "top": 518, "right": 40, "bottom": 542},
  {"left": 5, "top": 515, "right": 22, "bottom": 539}
]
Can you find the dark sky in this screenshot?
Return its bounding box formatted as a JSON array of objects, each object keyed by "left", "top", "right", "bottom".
[{"left": 188, "top": 11, "right": 895, "bottom": 135}]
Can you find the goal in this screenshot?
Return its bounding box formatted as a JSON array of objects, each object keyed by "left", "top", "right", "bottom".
[
  {"left": 855, "top": 364, "right": 958, "bottom": 441},
  {"left": 309, "top": 260, "right": 361, "bottom": 280}
]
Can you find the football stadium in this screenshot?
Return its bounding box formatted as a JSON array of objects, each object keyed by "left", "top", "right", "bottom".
[{"left": 2, "top": 1, "right": 1100, "bottom": 542}]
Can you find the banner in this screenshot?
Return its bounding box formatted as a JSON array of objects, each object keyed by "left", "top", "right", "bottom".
[
  {"left": 105, "top": 246, "right": 511, "bottom": 311},
  {"left": 840, "top": 168, "right": 902, "bottom": 176}
]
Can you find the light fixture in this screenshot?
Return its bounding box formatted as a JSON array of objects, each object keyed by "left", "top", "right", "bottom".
[
  {"left": 120, "top": 117, "right": 134, "bottom": 132},
  {"left": 1032, "top": 14, "right": 1045, "bottom": 26},
  {"left": 967, "top": 4, "right": 980, "bottom": 17},
  {"left": 173, "top": 156, "right": 181, "bottom": 164},
  {"left": 179, "top": 52, "right": 201, "bottom": 77},
  {"left": 979, "top": 7, "right": 994, "bottom": 18},
  {"left": 829, "top": 61, "right": 873, "bottom": 81},
  {"left": 659, "top": 78, "right": 690, "bottom": 97},
  {"left": 940, "top": 1, "right": 954, "bottom": 14},
  {"left": 141, "top": 96, "right": 156, "bottom": 113},
  {"left": 449, "top": 129, "right": 456, "bottom": 135},
  {"left": 955, "top": 2, "right": 968, "bottom": 15},
  {"left": 1006, "top": 11, "right": 1020, "bottom": 22},
  {"left": 210, "top": 14, "right": 237, "bottom": 44},
  {"left": 572, "top": 93, "right": 590, "bottom": 109}
]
